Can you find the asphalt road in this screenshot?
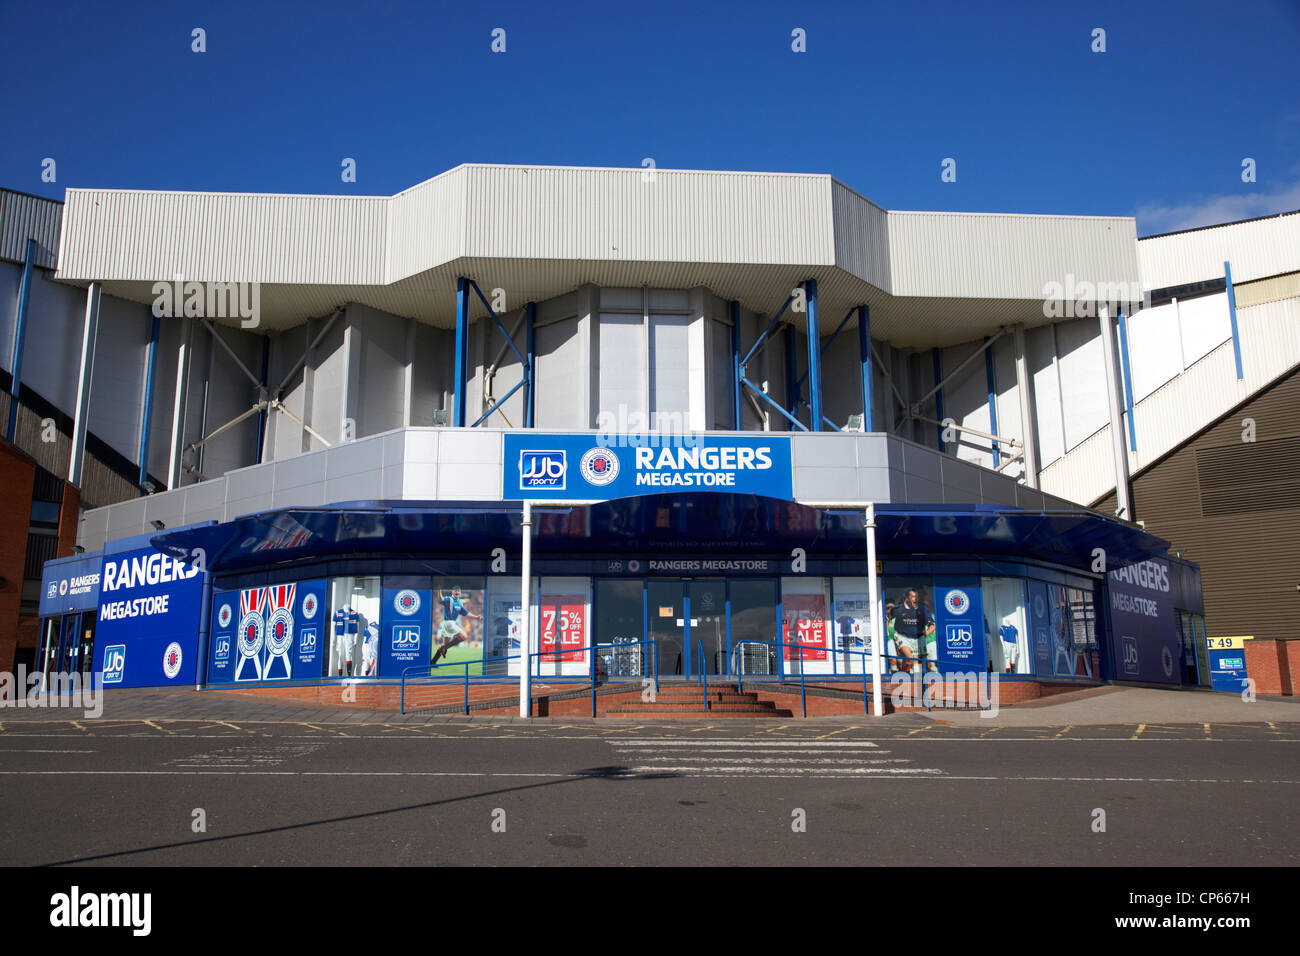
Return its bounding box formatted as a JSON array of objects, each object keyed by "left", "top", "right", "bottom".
[{"left": 1, "top": 718, "right": 1296, "bottom": 866}]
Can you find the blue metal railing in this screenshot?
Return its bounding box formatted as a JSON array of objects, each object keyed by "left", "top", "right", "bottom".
[
  {"left": 733, "top": 639, "right": 987, "bottom": 716},
  {"left": 399, "top": 639, "right": 659, "bottom": 716}
]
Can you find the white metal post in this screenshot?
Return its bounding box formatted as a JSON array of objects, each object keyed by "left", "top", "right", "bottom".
[
  {"left": 519, "top": 500, "right": 533, "bottom": 718},
  {"left": 865, "top": 503, "right": 883, "bottom": 717}
]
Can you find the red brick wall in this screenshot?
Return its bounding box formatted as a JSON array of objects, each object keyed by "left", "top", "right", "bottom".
[
  {"left": 1244, "top": 639, "right": 1288, "bottom": 696},
  {"left": 0, "top": 445, "right": 36, "bottom": 672}
]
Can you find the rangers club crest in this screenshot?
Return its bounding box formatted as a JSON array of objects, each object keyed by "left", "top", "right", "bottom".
[
  {"left": 264, "top": 583, "right": 297, "bottom": 680},
  {"left": 301, "top": 592, "right": 318, "bottom": 619},
  {"left": 236, "top": 588, "right": 266, "bottom": 681},
  {"left": 580, "top": 447, "right": 620, "bottom": 486},
  {"left": 394, "top": 589, "right": 421, "bottom": 616},
  {"left": 162, "top": 641, "right": 183, "bottom": 679},
  {"left": 218, "top": 603, "right": 233, "bottom": 628},
  {"left": 944, "top": 589, "right": 970, "bottom": 615}
]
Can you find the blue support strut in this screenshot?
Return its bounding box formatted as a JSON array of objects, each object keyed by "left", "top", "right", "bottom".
[
  {"left": 804, "top": 279, "right": 822, "bottom": 432},
  {"left": 857, "top": 305, "right": 874, "bottom": 431},
  {"left": 1115, "top": 311, "right": 1137, "bottom": 451},
  {"left": 453, "top": 277, "right": 470, "bottom": 427},
  {"left": 525, "top": 301, "right": 536, "bottom": 428},
  {"left": 1224, "top": 261, "right": 1244, "bottom": 381},
  {"left": 984, "top": 336, "right": 1000, "bottom": 467}
]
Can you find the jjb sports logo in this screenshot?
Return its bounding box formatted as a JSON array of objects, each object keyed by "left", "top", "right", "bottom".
[
  {"left": 579, "top": 447, "right": 620, "bottom": 486},
  {"left": 1121, "top": 636, "right": 1140, "bottom": 675},
  {"left": 162, "top": 642, "right": 183, "bottom": 679},
  {"left": 217, "top": 603, "right": 233, "bottom": 629},
  {"left": 519, "top": 450, "right": 566, "bottom": 490},
  {"left": 103, "top": 645, "right": 126, "bottom": 684},
  {"left": 46, "top": 581, "right": 57, "bottom": 599},
  {"left": 392, "top": 625, "right": 421, "bottom": 648},
  {"left": 943, "top": 589, "right": 970, "bottom": 616},
  {"left": 945, "top": 624, "right": 973, "bottom": 650},
  {"left": 394, "top": 589, "right": 421, "bottom": 616}
]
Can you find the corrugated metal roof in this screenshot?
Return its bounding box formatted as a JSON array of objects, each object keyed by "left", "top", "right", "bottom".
[
  {"left": 1138, "top": 209, "right": 1300, "bottom": 291},
  {"left": 0, "top": 189, "right": 62, "bottom": 269},
  {"left": 52, "top": 163, "right": 1142, "bottom": 347}
]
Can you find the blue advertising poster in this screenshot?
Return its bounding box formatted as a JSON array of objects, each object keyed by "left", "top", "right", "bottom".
[
  {"left": 208, "top": 588, "right": 237, "bottom": 684},
  {"left": 382, "top": 577, "right": 432, "bottom": 678},
  {"left": 932, "top": 577, "right": 986, "bottom": 671},
  {"left": 1028, "top": 581, "right": 1053, "bottom": 675},
  {"left": 94, "top": 547, "right": 204, "bottom": 688},
  {"left": 504, "top": 434, "right": 794, "bottom": 501},
  {"left": 208, "top": 578, "right": 327, "bottom": 684},
  {"left": 1107, "top": 558, "right": 1179, "bottom": 684}
]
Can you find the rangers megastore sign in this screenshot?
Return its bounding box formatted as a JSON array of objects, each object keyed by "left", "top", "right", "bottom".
[
  {"left": 504, "top": 434, "right": 794, "bottom": 501},
  {"left": 92, "top": 547, "right": 205, "bottom": 688}
]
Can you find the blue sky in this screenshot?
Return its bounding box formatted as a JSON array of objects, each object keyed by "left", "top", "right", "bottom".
[{"left": 2, "top": 0, "right": 1297, "bottom": 234}]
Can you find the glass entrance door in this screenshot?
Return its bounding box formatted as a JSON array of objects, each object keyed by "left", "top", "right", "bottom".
[
  {"left": 647, "top": 580, "right": 686, "bottom": 676},
  {"left": 689, "top": 579, "right": 726, "bottom": 675}
]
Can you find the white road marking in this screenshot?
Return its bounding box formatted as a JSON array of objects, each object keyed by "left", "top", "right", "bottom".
[
  {"left": 613, "top": 739, "right": 881, "bottom": 748},
  {"left": 625, "top": 765, "right": 945, "bottom": 775}
]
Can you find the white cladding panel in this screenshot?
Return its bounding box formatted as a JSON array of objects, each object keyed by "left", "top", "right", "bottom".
[
  {"left": 1054, "top": 316, "right": 1109, "bottom": 452},
  {"left": 461, "top": 166, "right": 836, "bottom": 265},
  {"left": 23, "top": 272, "right": 87, "bottom": 413},
  {"left": 58, "top": 188, "right": 388, "bottom": 283},
  {"left": 1177, "top": 291, "right": 1232, "bottom": 367},
  {"left": 1138, "top": 211, "right": 1300, "bottom": 290},
  {"left": 87, "top": 293, "right": 152, "bottom": 465},
  {"left": 534, "top": 316, "right": 584, "bottom": 429},
  {"left": 888, "top": 211, "right": 1139, "bottom": 301},
  {"left": 598, "top": 313, "right": 646, "bottom": 425},
  {"left": 830, "top": 181, "right": 891, "bottom": 291}
]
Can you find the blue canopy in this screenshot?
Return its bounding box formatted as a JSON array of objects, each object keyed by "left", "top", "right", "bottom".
[{"left": 151, "top": 494, "right": 1169, "bottom": 575}]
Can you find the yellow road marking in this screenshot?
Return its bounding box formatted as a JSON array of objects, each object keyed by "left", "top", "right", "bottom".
[{"left": 1130, "top": 723, "right": 1146, "bottom": 740}]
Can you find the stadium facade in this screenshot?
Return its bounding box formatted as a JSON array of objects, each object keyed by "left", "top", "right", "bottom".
[{"left": 5, "top": 165, "right": 1298, "bottom": 709}]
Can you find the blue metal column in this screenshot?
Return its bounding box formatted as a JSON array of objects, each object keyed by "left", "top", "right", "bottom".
[
  {"left": 856, "top": 305, "right": 873, "bottom": 431},
  {"left": 254, "top": 335, "right": 270, "bottom": 464},
  {"left": 984, "top": 337, "right": 1000, "bottom": 468},
  {"left": 730, "top": 300, "right": 742, "bottom": 430},
  {"left": 1224, "top": 260, "right": 1244, "bottom": 380},
  {"left": 1115, "top": 312, "right": 1138, "bottom": 451},
  {"left": 6, "top": 239, "right": 37, "bottom": 442},
  {"left": 524, "top": 301, "right": 536, "bottom": 428},
  {"left": 932, "top": 351, "right": 946, "bottom": 452},
  {"left": 453, "top": 277, "right": 470, "bottom": 426},
  {"left": 803, "top": 279, "right": 822, "bottom": 432},
  {"left": 137, "top": 314, "right": 161, "bottom": 488}
]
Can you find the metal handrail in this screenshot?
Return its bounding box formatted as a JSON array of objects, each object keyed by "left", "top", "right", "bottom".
[
  {"left": 400, "top": 638, "right": 661, "bottom": 716},
  {"left": 733, "top": 638, "right": 984, "bottom": 716}
]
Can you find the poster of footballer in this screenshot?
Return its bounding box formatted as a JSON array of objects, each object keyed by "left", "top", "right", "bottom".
[{"left": 430, "top": 581, "right": 485, "bottom": 676}]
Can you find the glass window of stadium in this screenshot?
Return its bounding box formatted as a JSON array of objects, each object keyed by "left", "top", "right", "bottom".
[
  {"left": 781, "top": 577, "right": 833, "bottom": 676},
  {"left": 536, "top": 577, "right": 590, "bottom": 678},
  {"left": 830, "top": 577, "right": 876, "bottom": 675},
  {"left": 329, "top": 576, "right": 380, "bottom": 677},
  {"left": 982, "top": 578, "right": 1031, "bottom": 675}
]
